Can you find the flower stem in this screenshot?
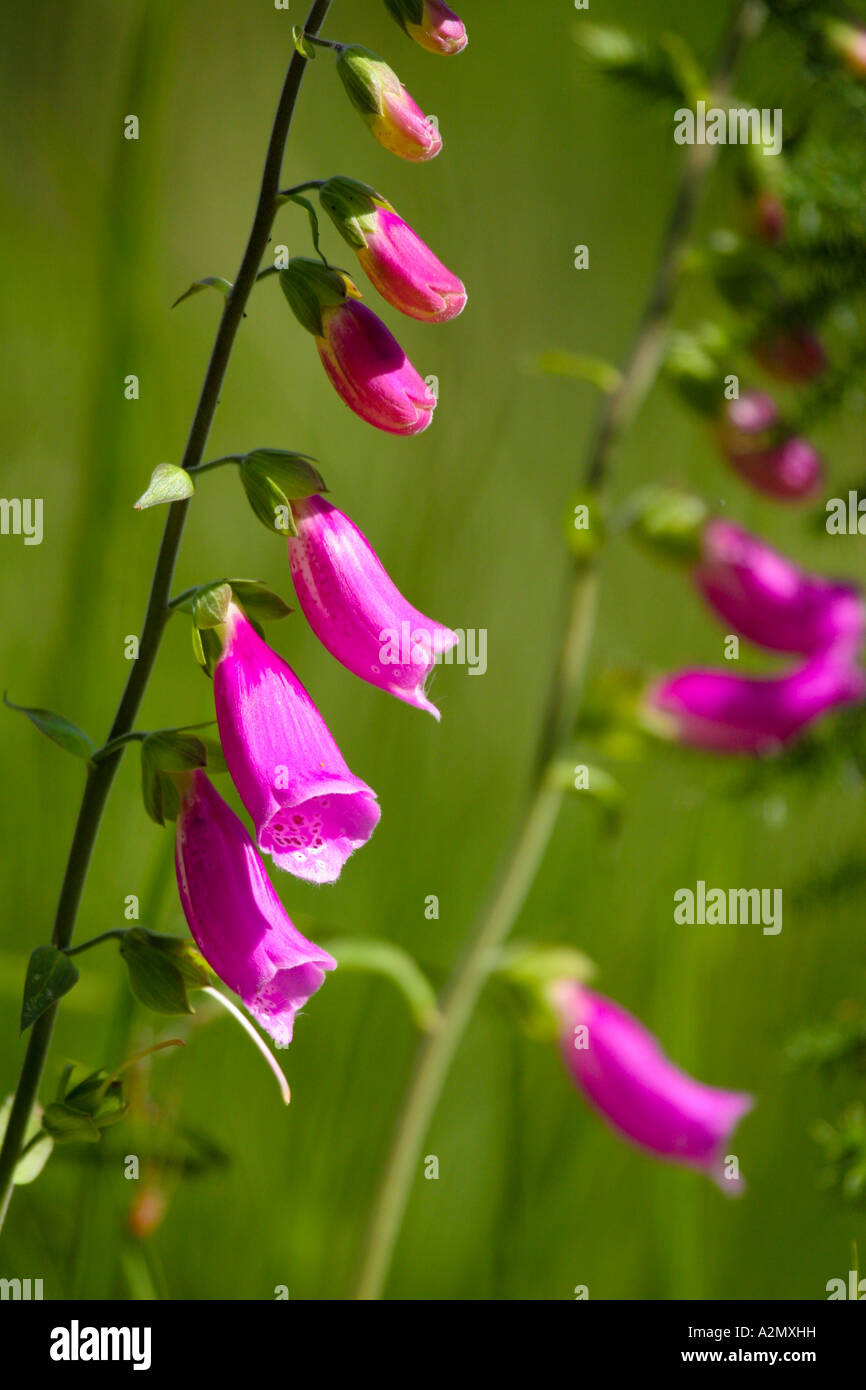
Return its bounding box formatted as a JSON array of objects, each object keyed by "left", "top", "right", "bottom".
[
  {"left": 63, "top": 929, "right": 129, "bottom": 958},
  {"left": 0, "top": 0, "right": 333, "bottom": 1236},
  {"left": 354, "top": 0, "right": 760, "bottom": 1301}
]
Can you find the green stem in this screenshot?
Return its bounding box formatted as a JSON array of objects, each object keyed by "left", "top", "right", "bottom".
[
  {"left": 186, "top": 454, "right": 243, "bottom": 475},
  {"left": 64, "top": 929, "right": 129, "bottom": 958},
  {"left": 278, "top": 179, "right": 326, "bottom": 198},
  {"left": 354, "top": 0, "right": 759, "bottom": 1301},
  {"left": 0, "top": 0, "right": 333, "bottom": 1236}
]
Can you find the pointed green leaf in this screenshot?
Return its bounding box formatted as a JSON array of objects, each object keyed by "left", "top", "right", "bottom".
[
  {"left": 4, "top": 692, "right": 94, "bottom": 760},
  {"left": 532, "top": 351, "right": 622, "bottom": 393},
  {"left": 142, "top": 730, "right": 208, "bottom": 774},
  {"left": 134, "top": 463, "right": 194, "bottom": 511},
  {"left": 21, "top": 946, "right": 79, "bottom": 1032},
  {"left": 192, "top": 582, "right": 233, "bottom": 629},
  {"left": 292, "top": 25, "right": 317, "bottom": 59},
  {"left": 171, "top": 275, "right": 232, "bottom": 309},
  {"left": 228, "top": 579, "right": 292, "bottom": 621},
  {"left": 41, "top": 1102, "right": 101, "bottom": 1144}
]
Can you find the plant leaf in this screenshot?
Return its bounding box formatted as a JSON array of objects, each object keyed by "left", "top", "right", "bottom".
[
  {"left": 21, "top": 946, "right": 79, "bottom": 1032},
  {"left": 171, "top": 275, "right": 232, "bottom": 309},
  {"left": 134, "top": 463, "right": 194, "bottom": 511},
  {"left": 4, "top": 692, "right": 94, "bottom": 760}
]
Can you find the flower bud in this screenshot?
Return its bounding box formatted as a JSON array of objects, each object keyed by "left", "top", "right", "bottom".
[
  {"left": 717, "top": 392, "right": 823, "bottom": 501},
  {"left": 825, "top": 20, "right": 866, "bottom": 78},
  {"left": 384, "top": 0, "right": 468, "bottom": 55},
  {"left": 336, "top": 45, "right": 442, "bottom": 160},
  {"left": 694, "top": 520, "right": 865, "bottom": 659},
  {"left": 752, "top": 325, "right": 826, "bottom": 384},
  {"left": 289, "top": 494, "right": 458, "bottom": 717},
  {"left": 553, "top": 984, "right": 753, "bottom": 1189},
  {"left": 319, "top": 177, "right": 466, "bottom": 322},
  {"left": 281, "top": 258, "right": 437, "bottom": 434}
]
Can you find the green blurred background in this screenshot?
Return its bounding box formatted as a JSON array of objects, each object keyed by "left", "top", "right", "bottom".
[{"left": 1, "top": 0, "right": 865, "bottom": 1299}]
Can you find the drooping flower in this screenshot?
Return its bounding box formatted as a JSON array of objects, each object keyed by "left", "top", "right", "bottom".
[
  {"left": 175, "top": 769, "right": 337, "bottom": 1046},
  {"left": 319, "top": 177, "right": 466, "bottom": 323},
  {"left": 554, "top": 984, "right": 752, "bottom": 1189},
  {"left": 336, "top": 45, "right": 442, "bottom": 161},
  {"left": 645, "top": 655, "right": 865, "bottom": 754},
  {"left": 213, "top": 601, "right": 380, "bottom": 884},
  {"left": 752, "top": 325, "right": 826, "bottom": 384},
  {"left": 280, "top": 258, "right": 436, "bottom": 435},
  {"left": 717, "top": 391, "right": 823, "bottom": 500},
  {"left": 694, "top": 519, "right": 865, "bottom": 660},
  {"left": 383, "top": 0, "right": 468, "bottom": 56},
  {"left": 289, "top": 494, "right": 458, "bottom": 718}
]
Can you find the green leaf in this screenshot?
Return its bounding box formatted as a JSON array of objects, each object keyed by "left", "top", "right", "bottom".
[
  {"left": 227, "top": 579, "right": 293, "bottom": 621},
  {"left": 547, "top": 759, "right": 625, "bottom": 832},
  {"left": 20, "top": 946, "right": 79, "bottom": 1032},
  {"left": 0, "top": 1097, "right": 53, "bottom": 1185},
  {"left": 171, "top": 275, "right": 232, "bottom": 309},
  {"left": 532, "top": 351, "right": 622, "bottom": 393},
  {"left": 292, "top": 25, "right": 317, "bottom": 60},
  {"left": 325, "top": 937, "right": 439, "bottom": 1031},
  {"left": 120, "top": 929, "right": 209, "bottom": 1015},
  {"left": 4, "top": 692, "right": 94, "bottom": 761},
  {"left": 239, "top": 465, "right": 297, "bottom": 537},
  {"left": 134, "top": 463, "right": 194, "bottom": 511},
  {"left": 140, "top": 741, "right": 181, "bottom": 826},
  {"left": 192, "top": 581, "right": 233, "bottom": 629},
  {"left": 142, "top": 730, "right": 208, "bottom": 774},
  {"left": 192, "top": 625, "right": 224, "bottom": 679},
  {"left": 243, "top": 449, "right": 326, "bottom": 500},
  {"left": 41, "top": 1101, "right": 101, "bottom": 1144}
]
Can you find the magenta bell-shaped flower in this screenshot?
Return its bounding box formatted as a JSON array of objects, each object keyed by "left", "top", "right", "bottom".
[
  {"left": 175, "top": 770, "right": 337, "bottom": 1047},
  {"left": 289, "top": 494, "right": 458, "bottom": 718},
  {"left": 554, "top": 985, "right": 752, "bottom": 1189},
  {"left": 695, "top": 520, "right": 865, "bottom": 659},
  {"left": 319, "top": 300, "right": 437, "bottom": 434},
  {"left": 718, "top": 391, "right": 823, "bottom": 501},
  {"left": 384, "top": 0, "right": 468, "bottom": 56},
  {"left": 646, "top": 654, "right": 865, "bottom": 754},
  {"left": 213, "top": 602, "right": 380, "bottom": 884},
  {"left": 320, "top": 177, "right": 466, "bottom": 323}
]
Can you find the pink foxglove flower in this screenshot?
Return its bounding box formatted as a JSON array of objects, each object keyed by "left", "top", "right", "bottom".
[
  {"left": 554, "top": 985, "right": 752, "bottom": 1189},
  {"left": 213, "top": 602, "right": 380, "bottom": 884},
  {"left": 289, "top": 494, "right": 458, "bottom": 717},
  {"left": 694, "top": 520, "right": 865, "bottom": 659},
  {"left": 718, "top": 391, "right": 823, "bottom": 500},
  {"left": 175, "top": 770, "right": 337, "bottom": 1046},
  {"left": 336, "top": 45, "right": 442, "bottom": 161},
  {"left": 320, "top": 177, "right": 466, "bottom": 323},
  {"left": 384, "top": 0, "right": 468, "bottom": 56},
  {"left": 646, "top": 655, "right": 865, "bottom": 754},
  {"left": 281, "top": 259, "right": 437, "bottom": 435}
]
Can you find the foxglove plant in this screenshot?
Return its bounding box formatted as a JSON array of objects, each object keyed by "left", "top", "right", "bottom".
[{"left": 5, "top": 0, "right": 866, "bottom": 1310}]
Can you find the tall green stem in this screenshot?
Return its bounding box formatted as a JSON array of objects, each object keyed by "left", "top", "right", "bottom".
[
  {"left": 355, "top": 0, "right": 761, "bottom": 1300},
  {"left": 0, "top": 0, "right": 333, "bottom": 1234}
]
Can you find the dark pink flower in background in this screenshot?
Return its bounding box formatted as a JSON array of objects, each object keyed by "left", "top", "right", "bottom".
[
  {"left": 214, "top": 602, "right": 380, "bottom": 884},
  {"left": 646, "top": 656, "right": 865, "bottom": 754},
  {"left": 554, "top": 984, "right": 753, "bottom": 1189},
  {"left": 385, "top": 0, "right": 468, "bottom": 55},
  {"left": 752, "top": 326, "right": 826, "bottom": 384},
  {"left": 289, "top": 494, "right": 458, "bottom": 717},
  {"left": 320, "top": 176, "right": 466, "bottom": 323},
  {"left": 717, "top": 391, "right": 823, "bottom": 500},
  {"left": 175, "top": 770, "right": 337, "bottom": 1047},
  {"left": 694, "top": 520, "right": 865, "bottom": 659}
]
